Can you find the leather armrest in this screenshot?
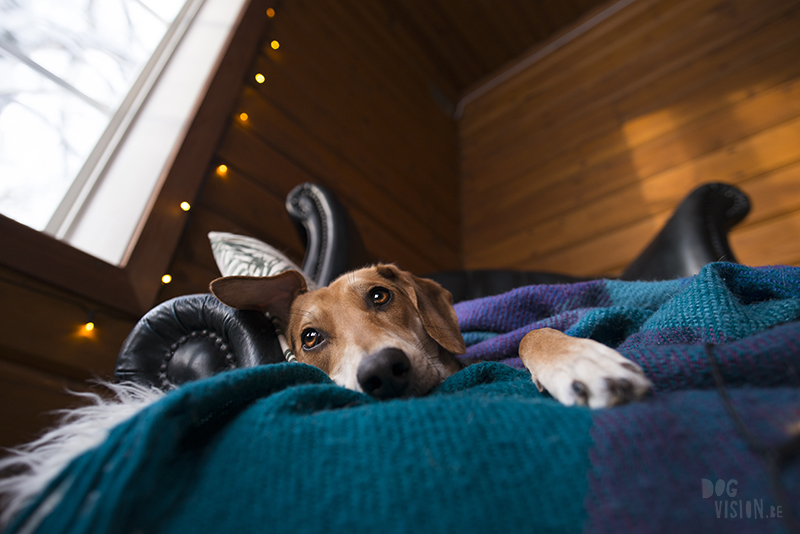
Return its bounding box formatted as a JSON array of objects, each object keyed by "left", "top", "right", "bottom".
[
  {"left": 620, "top": 182, "right": 749, "bottom": 281},
  {"left": 287, "top": 182, "right": 370, "bottom": 287},
  {"left": 114, "top": 294, "right": 283, "bottom": 388}
]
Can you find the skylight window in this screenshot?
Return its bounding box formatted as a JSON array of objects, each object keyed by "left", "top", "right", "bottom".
[{"left": 0, "top": 0, "right": 189, "bottom": 236}]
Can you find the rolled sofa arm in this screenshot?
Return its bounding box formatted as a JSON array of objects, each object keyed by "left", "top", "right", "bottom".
[
  {"left": 286, "top": 182, "right": 369, "bottom": 287},
  {"left": 620, "top": 182, "right": 750, "bottom": 281},
  {"left": 114, "top": 294, "right": 283, "bottom": 389}
]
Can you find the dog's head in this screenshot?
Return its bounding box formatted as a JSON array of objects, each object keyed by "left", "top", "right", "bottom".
[{"left": 210, "top": 264, "right": 465, "bottom": 399}]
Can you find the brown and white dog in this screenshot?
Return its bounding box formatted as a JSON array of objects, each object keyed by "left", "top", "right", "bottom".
[{"left": 211, "top": 264, "right": 652, "bottom": 408}]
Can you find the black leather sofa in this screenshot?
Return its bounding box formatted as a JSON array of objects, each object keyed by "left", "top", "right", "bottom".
[{"left": 114, "top": 182, "right": 750, "bottom": 390}]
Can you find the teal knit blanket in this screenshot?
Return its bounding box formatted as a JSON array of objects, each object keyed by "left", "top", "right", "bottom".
[{"left": 8, "top": 263, "right": 800, "bottom": 533}]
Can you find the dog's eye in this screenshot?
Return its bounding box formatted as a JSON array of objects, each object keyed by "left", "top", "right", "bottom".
[
  {"left": 370, "top": 287, "right": 392, "bottom": 306},
  {"left": 301, "top": 328, "right": 322, "bottom": 350}
]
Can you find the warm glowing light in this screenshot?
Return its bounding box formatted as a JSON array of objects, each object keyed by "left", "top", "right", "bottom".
[
  {"left": 254, "top": 73, "right": 265, "bottom": 84},
  {"left": 239, "top": 112, "right": 249, "bottom": 121},
  {"left": 77, "top": 318, "right": 97, "bottom": 338},
  {"left": 162, "top": 274, "right": 173, "bottom": 284},
  {"left": 180, "top": 201, "right": 191, "bottom": 211},
  {"left": 217, "top": 164, "right": 228, "bottom": 175},
  {"left": 266, "top": 8, "right": 275, "bottom": 17},
  {"left": 270, "top": 40, "right": 280, "bottom": 50}
]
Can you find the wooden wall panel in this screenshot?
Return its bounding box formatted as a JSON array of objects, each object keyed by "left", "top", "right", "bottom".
[
  {"left": 460, "top": 0, "right": 800, "bottom": 275},
  {"left": 160, "top": 0, "right": 463, "bottom": 300},
  {"left": 0, "top": 267, "right": 134, "bottom": 381},
  {"left": 0, "top": 359, "right": 91, "bottom": 450},
  {"left": 0, "top": 266, "right": 135, "bottom": 449}
]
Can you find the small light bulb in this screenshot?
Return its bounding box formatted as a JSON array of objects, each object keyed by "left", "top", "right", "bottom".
[
  {"left": 254, "top": 73, "right": 265, "bottom": 84},
  {"left": 266, "top": 8, "right": 275, "bottom": 17},
  {"left": 217, "top": 164, "right": 228, "bottom": 175},
  {"left": 239, "top": 112, "right": 249, "bottom": 121},
  {"left": 271, "top": 40, "right": 280, "bottom": 50},
  {"left": 180, "top": 201, "right": 191, "bottom": 211},
  {"left": 84, "top": 322, "right": 95, "bottom": 332},
  {"left": 162, "top": 274, "right": 173, "bottom": 284}
]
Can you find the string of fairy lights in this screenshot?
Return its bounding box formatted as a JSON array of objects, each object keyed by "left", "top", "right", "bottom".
[
  {"left": 11, "top": 5, "right": 283, "bottom": 338},
  {"left": 160, "top": 4, "right": 279, "bottom": 298}
]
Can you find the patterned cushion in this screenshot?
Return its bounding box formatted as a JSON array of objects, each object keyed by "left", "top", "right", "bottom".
[{"left": 208, "top": 232, "right": 317, "bottom": 290}]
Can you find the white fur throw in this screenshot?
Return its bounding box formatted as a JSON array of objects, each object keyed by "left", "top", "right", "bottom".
[{"left": 0, "top": 382, "right": 164, "bottom": 528}]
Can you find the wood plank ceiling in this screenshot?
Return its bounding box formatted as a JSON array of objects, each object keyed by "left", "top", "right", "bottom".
[{"left": 377, "top": 0, "right": 611, "bottom": 96}]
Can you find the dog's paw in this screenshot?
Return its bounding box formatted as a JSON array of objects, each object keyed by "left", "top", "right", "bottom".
[
  {"left": 539, "top": 342, "right": 652, "bottom": 408},
  {"left": 520, "top": 329, "right": 652, "bottom": 409}
]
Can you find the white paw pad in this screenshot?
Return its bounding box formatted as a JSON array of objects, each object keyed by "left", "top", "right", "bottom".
[{"left": 536, "top": 338, "right": 652, "bottom": 409}]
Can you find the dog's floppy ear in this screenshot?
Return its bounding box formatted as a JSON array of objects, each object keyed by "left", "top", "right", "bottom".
[
  {"left": 210, "top": 270, "right": 307, "bottom": 326},
  {"left": 377, "top": 264, "right": 466, "bottom": 355}
]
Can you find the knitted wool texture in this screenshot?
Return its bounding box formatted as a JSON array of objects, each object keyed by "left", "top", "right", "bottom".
[{"left": 8, "top": 263, "right": 800, "bottom": 534}]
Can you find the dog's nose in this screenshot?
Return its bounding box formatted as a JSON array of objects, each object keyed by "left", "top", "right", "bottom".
[{"left": 357, "top": 348, "right": 411, "bottom": 399}]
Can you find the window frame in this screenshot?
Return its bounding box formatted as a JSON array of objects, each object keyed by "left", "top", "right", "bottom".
[
  {"left": 44, "top": 0, "right": 207, "bottom": 242},
  {"left": 0, "top": 0, "right": 274, "bottom": 317}
]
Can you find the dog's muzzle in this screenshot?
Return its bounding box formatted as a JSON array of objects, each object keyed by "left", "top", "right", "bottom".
[{"left": 357, "top": 348, "right": 411, "bottom": 399}]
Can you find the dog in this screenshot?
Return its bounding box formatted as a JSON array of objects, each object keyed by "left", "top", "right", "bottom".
[{"left": 211, "top": 264, "right": 653, "bottom": 408}]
